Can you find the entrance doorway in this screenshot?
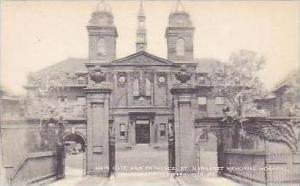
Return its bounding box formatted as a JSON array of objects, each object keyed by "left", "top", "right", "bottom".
[
  {"left": 63, "top": 133, "right": 86, "bottom": 177},
  {"left": 135, "top": 120, "right": 150, "bottom": 144}
]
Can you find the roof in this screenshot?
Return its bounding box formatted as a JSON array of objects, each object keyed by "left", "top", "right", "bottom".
[
  {"left": 30, "top": 53, "right": 221, "bottom": 79},
  {"left": 194, "top": 58, "right": 222, "bottom": 73},
  {"left": 32, "top": 58, "right": 88, "bottom": 77},
  {"left": 271, "top": 69, "right": 299, "bottom": 93},
  {"left": 108, "top": 51, "right": 175, "bottom": 66}
]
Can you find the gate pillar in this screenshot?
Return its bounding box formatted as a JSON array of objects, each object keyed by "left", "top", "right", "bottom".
[
  {"left": 85, "top": 65, "right": 112, "bottom": 176},
  {"left": 86, "top": 86, "right": 112, "bottom": 176},
  {"left": 171, "top": 66, "right": 197, "bottom": 172}
]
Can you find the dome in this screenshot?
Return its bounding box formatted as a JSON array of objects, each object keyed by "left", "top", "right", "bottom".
[{"left": 88, "top": 1, "right": 114, "bottom": 26}]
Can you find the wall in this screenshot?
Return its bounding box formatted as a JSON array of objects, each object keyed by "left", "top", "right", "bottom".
[{"left": 1, "top": 119, "right": 59, "bottom": 185}]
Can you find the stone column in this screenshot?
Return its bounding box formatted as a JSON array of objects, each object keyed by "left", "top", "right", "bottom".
[
  {"left": 85, "top": 65, "right": 112, "bottom": 176},
  {"left": 86, "top": 86, "right": 111, "bottom": 176},
  {"left": 171, "top": 65, "right": 197, "bottom": 172}
]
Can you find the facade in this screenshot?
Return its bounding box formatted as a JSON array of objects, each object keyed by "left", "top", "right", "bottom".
[
  {"left": 26, "top": 2, "right": 227, "bottom": 147},
  {"left": 7, "top": 1, "right": 300, "bottom": 183}
]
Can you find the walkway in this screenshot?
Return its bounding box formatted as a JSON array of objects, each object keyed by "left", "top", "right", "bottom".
[{"left": 48, "top": 146, "right": 241, "bottom": 186}]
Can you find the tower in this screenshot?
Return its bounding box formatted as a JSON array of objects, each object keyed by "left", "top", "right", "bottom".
[
  {"left": 165, "top": 0, "right": 194, "bottom": 61},
  {"left": 136, "top": 0, "right": 147, "bottom": 52},
  {"left": 87, "top": 1, "right": 118, "bottom": 63}
]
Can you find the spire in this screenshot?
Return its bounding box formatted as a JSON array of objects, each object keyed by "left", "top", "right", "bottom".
[
  {"left": 138, "top": 0, "right": 145, "bottom": 17},
  {"left": 136, "top": 0, "right": 147, "bottom": 52}
]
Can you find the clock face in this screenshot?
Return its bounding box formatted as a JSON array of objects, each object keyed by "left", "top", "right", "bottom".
[
  {"left": 158, "top": 76, "right": 166, "bottom": 83},
  {"left": 118, "top": 76, "right": 126, "bottom": 83}
]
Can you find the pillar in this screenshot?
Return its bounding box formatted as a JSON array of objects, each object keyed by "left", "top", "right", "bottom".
[
  {"left": 86, "top": 86, "right": 112, "bottom": 176},
  {"left": 171, "top": 86, "right": 197, "bottom": 172}
]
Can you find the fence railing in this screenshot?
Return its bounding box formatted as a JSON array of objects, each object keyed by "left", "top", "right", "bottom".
[{"left": 223, "top": 149, "right": 300, "bottom": 184}]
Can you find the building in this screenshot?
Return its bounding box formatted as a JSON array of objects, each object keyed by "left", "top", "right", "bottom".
[
  {"left": 255, "top": 69, "right": 300, "bottom": 117},
  {"left": 25, "top": 1, "right": 231, "bottom": 148}
]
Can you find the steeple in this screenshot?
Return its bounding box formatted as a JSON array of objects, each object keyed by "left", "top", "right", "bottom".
[
  {"left": 165, "top": 0, "right": 194, "bottom": 62},
  {"left": 87, "top": 0, "right": 118, "bottom": 63},
  {"left": 136, "top": 0, "right": 147, "bottom": 52}
]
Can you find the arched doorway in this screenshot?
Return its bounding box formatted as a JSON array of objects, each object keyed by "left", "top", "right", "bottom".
[
  {"left": 64, "top": 133, "right": 86, "bottom": 152},
  {"left": 196, "top": 129, "right": 218, "bottom": 176},
  {"left": 63, "top": 132, "right": 86, "bottom": 176}
]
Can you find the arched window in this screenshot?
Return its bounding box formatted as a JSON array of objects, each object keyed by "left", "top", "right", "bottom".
[
  {"left": 97, "top": 38, "right": 106, "bottom": 56},
  {"left": 176, "top": 38, "right": 185, "bottom": 56}
]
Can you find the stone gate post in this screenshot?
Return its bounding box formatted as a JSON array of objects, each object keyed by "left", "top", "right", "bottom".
[
  {"left": 171, "top": 66, "right": 197, "bottom": 172},
  {"left": 85, "top": 66, "right": 112, "bottom": 176}
]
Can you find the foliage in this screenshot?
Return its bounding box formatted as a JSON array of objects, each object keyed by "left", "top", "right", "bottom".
[
  {"left": 209, "top": 50, "right": 267, "bottom": 118},
  {"left": 281, "top": 73, "right": 300, "bottom": 116}
]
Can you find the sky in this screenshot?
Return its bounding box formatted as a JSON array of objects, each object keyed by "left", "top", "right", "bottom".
[{"left": 1, "top": 0, "right": 299, "bottom": 94}]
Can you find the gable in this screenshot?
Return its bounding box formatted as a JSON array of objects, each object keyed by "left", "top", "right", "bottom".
[{"left": 109, "top": 51, "right": 174, "bottom": 66}]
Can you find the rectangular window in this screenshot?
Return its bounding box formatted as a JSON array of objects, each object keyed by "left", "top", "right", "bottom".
[
  {"left": 197, "top": 74, "right": 206, "bottom": 84},
  {"left": 215, "top": 97, "right": 225, "bottom": 105},
  {"left": 198, "top": 97, "right": 207, "bottom": 105},
  {"left": 160, "top": 123, "right": 166, "bottom": 137},
  {"left": 58, "top": 96, "right": 67, "bottom": 103},
  {"left": 120, "top": 123, "right": 126, "bottom": 137},
  {"left": 78, "top": 76, "right": 87, "bottom": 84}
]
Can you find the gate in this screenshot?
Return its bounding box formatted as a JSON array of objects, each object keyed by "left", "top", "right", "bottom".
[
  {"left": 109, "top": 119, "right": 115, "bottom": 175},
  {"left": 42, "top": 118, "right": 66, "bottom": 179},
  {"left": 168, "top": 119, "right": 175, "bottom": 172}
]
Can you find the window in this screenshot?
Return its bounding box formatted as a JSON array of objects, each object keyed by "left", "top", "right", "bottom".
[
  {"left": 97, "top": 38, "right": 106, "bottom": 56},
  {"left": 199, "top": 128, "right": 208, "bottom": 141},
  {"left": 198, "top": 97, "right": 207, "bottom": 112},
  {"left": 120, "top": 123, "right": 126, "bottom": 137},
  {"left": 78, "top": 76, "right": 86, "bottom": 84},
  {"left": 160, "top": 123, "right": 166, "bottom": 137},
  {"left": 77, "top": 96, "right": 86, "bottom": 105},
  {"left": 215, "top": 97, "right": 225, "bottom": 105},
  {"left": 118, "top": 76, "right": 126, "bottom": 83},
  {"left": 198, "top": 75, "right": 205, "bottom": 83},
  {"left": 176, "top": 38, "right": 185, "bottom": 56},
  {"left": 58, "top": 96, "right": 67, "bottom": 103},
  {"left": 158, "top": 76, "right": 166, "bottom": 83},
  {"left": 197, "top": 97, "right": 207, "bottom": 105}
]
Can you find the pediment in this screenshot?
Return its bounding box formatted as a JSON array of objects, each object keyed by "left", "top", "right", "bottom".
[{"left": 109, "top": 51, "right": 174, "bottom": 66}]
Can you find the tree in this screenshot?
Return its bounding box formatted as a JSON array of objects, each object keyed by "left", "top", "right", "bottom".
[
  {"left": 209, "top": 49, "right": 266, "bottom": 118},
  {"left": 209, "top": 50, "right": 268, "bottom": 149}
]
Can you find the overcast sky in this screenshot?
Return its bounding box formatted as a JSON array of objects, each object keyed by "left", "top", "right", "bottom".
[{"left": 1, "top": 0, "right": 299, "bottom": 94}]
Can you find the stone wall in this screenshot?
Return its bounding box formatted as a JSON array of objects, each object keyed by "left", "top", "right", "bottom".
[{"left": 1, "top": 119, "right": 59, "bottom": 185}]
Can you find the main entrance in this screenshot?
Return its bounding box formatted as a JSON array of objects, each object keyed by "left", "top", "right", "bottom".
[{"left": 135, "top": 119, "right": 150, "bottom": 144}]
